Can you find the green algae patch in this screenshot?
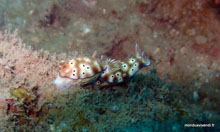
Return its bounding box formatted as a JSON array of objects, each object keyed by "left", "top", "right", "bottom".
[{"left": 10, "top": 88, "right": 29, "bottom": 101}]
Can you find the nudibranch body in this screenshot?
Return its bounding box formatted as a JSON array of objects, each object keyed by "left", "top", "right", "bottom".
[
  {"left": 59, "top": 57, "right": 102, "bottom": 80},
  {"left": 99, "top": 44, "right": 151, "bottom": 84},
  {"left": 53, "top": 55, "right": 104, "bottom": 89},
  {"left": 53, "top": 44, "right": 151, "bottom": 89}
]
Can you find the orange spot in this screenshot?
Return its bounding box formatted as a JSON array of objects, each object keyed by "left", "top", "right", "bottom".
[{"left": 63, "top": 65, "right": 69, "bottom": 69}]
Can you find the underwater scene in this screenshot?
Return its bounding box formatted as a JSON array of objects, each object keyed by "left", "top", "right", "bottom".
[{"left": 0, "top": 0, "right": 219, "bottom": 132}]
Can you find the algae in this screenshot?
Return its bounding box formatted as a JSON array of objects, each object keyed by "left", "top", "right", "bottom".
[{"left": 1, "top": 69, "right": 219, "bottom": 132}]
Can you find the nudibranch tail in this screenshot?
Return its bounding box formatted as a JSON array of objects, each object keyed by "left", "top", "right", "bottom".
[{"left": 53, "top": 74, "right": 73, "bottom": 89}]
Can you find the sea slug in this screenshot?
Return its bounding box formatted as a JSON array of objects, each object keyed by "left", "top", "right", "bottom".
[{"left": 53, "top": 44, "right": 151, "bottom": 89}]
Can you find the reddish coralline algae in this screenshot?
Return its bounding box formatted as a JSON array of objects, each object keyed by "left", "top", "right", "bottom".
[{"left": 0, "top": 30, "right": 60, "bottom": 123}]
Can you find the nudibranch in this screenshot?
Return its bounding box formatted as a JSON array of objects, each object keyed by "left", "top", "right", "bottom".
[
  {"left": 53, "top": 44, "right": 151, "bottom": 89},
  {"left": 99, "top": 44, "right": 151, "bottom": 84},
  {"left": 53, "top": 52, "right": 104, "bottom": 89}
]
